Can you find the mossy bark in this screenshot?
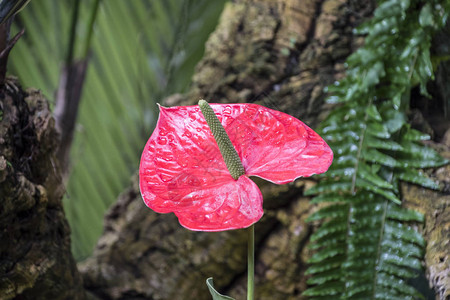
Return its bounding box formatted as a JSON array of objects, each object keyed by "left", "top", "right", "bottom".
[
  {"left": 168, "top": 0, "right": 374, "bottom": 129},
  {"left": 0, "top": 78, "right": 85, "bottom": 299}
]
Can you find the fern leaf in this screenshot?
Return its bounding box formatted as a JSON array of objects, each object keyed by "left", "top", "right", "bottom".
[
  {"left": 386, "top": 206, "right": 425, "bottom": 222},
  {"left": 403, "top": 128, "right": 431, "bottom": 141},
  {"left": 304, "top": 180, "right": 352, "bottom": 196},
  {"left": 357, "top": 163, "right": 393, "bottom": 189},
  {"left": 304, "top": 0, "right": 447, "bottom": 298},
  {"left": 395, "top": 169, "right": 439, "bottom": 189},
  {"left": 310, "top": 217, "right": 348, "bottom": 242},
  {"left": 365, "top": 136, "right": 403, "bottom": 151},
  {"left": 362, "top": 149, "right": 398, "bottom": 167},
  {"left": 308, "top": 204, "right": 349, "bottom": 221}
]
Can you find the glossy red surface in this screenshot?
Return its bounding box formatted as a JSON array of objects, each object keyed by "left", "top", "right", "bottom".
[{"left": 139, "top": 103, "right": 333, "bottom": 231}]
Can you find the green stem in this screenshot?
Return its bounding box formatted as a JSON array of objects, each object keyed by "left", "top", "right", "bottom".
[
  {"left": 199, "top": 100, "right": 255, "bottom": 298},
  {"left": 247, "top": 224, "right": 255, "bottom": 300}
]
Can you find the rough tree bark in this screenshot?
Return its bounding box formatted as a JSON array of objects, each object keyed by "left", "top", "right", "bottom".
[
  {"left": 1, "top": 0, "right": 448, "bottom": 299},
  {"left": 0, "top": 78, "right": 85, "bottom": 299}
]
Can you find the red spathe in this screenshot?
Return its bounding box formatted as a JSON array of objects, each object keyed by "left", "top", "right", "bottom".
[{"left": 139, "top": 103, "right": 333, "bottom": 231}]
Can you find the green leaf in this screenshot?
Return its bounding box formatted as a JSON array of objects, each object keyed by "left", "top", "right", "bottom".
[
  {"left": 362, "top": 148, "right": 398, "bottom": 167},
  {"left": 305, "top": 256, "right": 345, "bottom": 275},
  {"left": 374, "top": 0, "right": 402, "bottom": 19},
  {"left": 310, "top": 234, "right": 346, "bottom": 250},
  {"left": 375, "top": 289, "right": 419, "bottom": 300},
  {"left": 358, "top": 162, "right": 394, "bottom": 189},
  {"left": 403, "top": 128, "right": 430, "bottom": 141},
  {"left": 366, "top": 121, "right": 390, "bottom": 138},
  {"left": 377, "top": 260, "right": 418, "bottom": 278},
  {"left": 310, "top": 193, "right": 348, "bottom": 204},
  {"left": 396, "top": 168, "right": 439, "bottom": 189},
  {"left": 302, "top": 281, "right": 343, "bottom": 296},
  {"left": 310, "top": 218, "right": 348, "bottom": 242},
  {"left": 309, "top": 247, "right": 345, "bottom": 263},
  {"left": 304, "top": 180, "right": 352, "bottom": 196},
  {"left": 206, "top": 278, "right": 235, "bottom": 300},
  {"left": 306, "top": 269, "right": 342, "bottom": 285},
  {"left": 304, "top": 0, "right": 446, "bottom": 298},
  {"left": 366, "top": 104, "right": 382, "bottom": 121},
  {"left": 381, "top": 239, "right": 423, "bottom": 258},
  {"left": 365, "top": 135, "right": 403, "bottom": 151},
  {"left": 384, "top": 221, "right": 425, "bottom": 246},
  {"left": 350, "top": 48, "right": 377, "bottom": 66},
  {"left": 392, "top": 92, "right": 402, "bottom": 108},
  {"left": 358, "top": 182, "right": 401, "bottom": 204},
  {"left": 321, "top": 167, "right": 355, "bottom": 178},
  {"left": 386, "top": 204, "right": 424, "bottom": 222},
  {"left": 322, "top": 120, "right": 363, "bottom": 135},
  {"left": 379, "top": 253, "right": 422, "bottom": 271},
  {"left": 342, "top": 283, "right": 372, "bottom": 298},
  {"left": 381, "top": 106, "right": 406, "bottom": 133},
  {"left": 399, "top": 0, "right": 410, "bottom": 10},
  {"left": 0, "top": 0, "right": 31, "bottom": 24},
  {"left": 308, "top": 203, "right": 349, "bottom": 221},
  {"left": 361, "top": 61, "right": 385, "bottom": 91},
  {"left": 396, "top": 141, "right": 448, "bottom": 168},
  {"left": 419, "top": 3, "right": 434, "bottom": 27}
]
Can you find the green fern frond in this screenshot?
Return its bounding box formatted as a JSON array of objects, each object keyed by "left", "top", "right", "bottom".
[
  {"left": 395, "top": 169, "right": 440, "bottom": 190},
  {"left": 307, "top": 203, "right": 349, "bottom": 222},
  {"left": 304, "top": 0, "right": 449, "bottom": 298}
]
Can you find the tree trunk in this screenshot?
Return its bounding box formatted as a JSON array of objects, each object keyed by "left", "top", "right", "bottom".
[{"left": 0, "top": 78, "right": 85, "bottom": 299}]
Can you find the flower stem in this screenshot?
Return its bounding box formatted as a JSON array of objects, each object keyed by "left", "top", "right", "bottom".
[
  {"left": 199, "top": 100, "right": 255, "bottom": 297},
  {"left": 198, "top": 100, "right": 245, "bottom": 180},
  {"left": 247, "top": 224, "right": 255, "bottom": 300}
]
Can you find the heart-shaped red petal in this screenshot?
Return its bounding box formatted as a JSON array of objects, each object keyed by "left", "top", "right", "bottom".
[
  {"left": 139, "top": 103, "right": 332, "bottom": 231},
  {"left": 139, "top": 105, "right": 263, "bottom": 231},
  {"left": 173, "top": 176, "right": 263, "bottom": 231},
  {"left": 225, "top": 104, "right": 333, "bottom": 183}
]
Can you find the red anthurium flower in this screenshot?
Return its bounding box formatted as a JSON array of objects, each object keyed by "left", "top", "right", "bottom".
[{"left": 139, "top": 102, "right": 333, "bottom": 231}]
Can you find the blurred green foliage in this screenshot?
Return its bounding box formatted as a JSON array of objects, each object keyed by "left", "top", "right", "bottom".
[
  {"left": 304, "top": 0, "right": 449, "bottom": 299},
  {"left": 9, "top": 0, "right": 227, "bottom": 260}
]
